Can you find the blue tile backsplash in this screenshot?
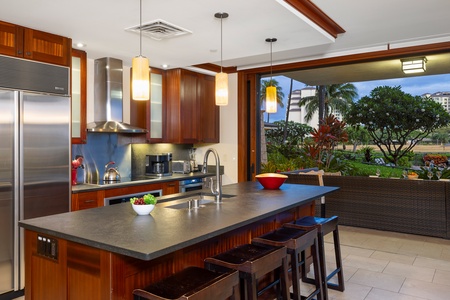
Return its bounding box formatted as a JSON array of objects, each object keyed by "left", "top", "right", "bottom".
[{"left": 72, "top": 133, "right": 192, "bottom": 184}]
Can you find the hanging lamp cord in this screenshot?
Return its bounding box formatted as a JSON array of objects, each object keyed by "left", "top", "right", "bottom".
[
  {"left": 139, "top": 0, "right": 143, "bottom": 57},
  {"left": 220, "top": 15, "right": 223, "bottom": 73},
  {"left": 270, "top": 40, "right": 273, "bottom": 82}
]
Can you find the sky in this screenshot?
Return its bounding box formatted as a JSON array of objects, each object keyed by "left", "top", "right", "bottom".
[{"left": 265, "top": 73, "right": 450, "bottom": 122}]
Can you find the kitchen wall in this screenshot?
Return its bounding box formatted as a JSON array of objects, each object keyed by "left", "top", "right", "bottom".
[
  {"left": 80, "top": 58, "right": 238, "bottom": 185},
  {"left": 72, "top": 138, "right": 192, "bottom": 183}
]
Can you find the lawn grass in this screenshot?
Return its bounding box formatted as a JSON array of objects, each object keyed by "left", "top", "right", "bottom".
[{"left": 348, "top": 161, "right": 404, "bottom": 178}]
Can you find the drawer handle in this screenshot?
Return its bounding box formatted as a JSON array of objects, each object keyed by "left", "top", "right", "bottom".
[
  {"left": 84, "top": 200, "right": 95, "bottom": 203},
  {"left": 168, "top": 183, "right": 175, "bottom": 187}
]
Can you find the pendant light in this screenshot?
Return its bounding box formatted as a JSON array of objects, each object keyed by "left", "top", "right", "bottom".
[
  {"left": 215, "top": 12, "right": 229, "bottom": 106},
  {"left": 265, "top": 38, "right": 277, "bottom": 113},
  {"left": 132, "top": 0, "right": 150, "bottom": 101}
]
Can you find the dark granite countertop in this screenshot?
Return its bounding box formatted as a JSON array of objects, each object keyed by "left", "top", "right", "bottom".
[
  {"left": 72, "top": 172, "right": 217, "bottom": 193},
  {"left": 20, "top": 182, "right": 338, "bottom": 261}
]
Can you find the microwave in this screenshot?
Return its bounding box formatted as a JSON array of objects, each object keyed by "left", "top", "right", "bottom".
[{"left": 172, "top": 160, "right": 191, "bottom": 174}]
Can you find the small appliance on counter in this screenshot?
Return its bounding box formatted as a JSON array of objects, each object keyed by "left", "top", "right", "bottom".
[
  {"left": 146, "top": 153, "right": 172, "bottom": 176},
  {"left": 103, "top": 161, "right": 121, "bottom": 183},
  {"left": 189, "top": 148, "right": 197, "bottom": 172},
  {"left": 71, "top": 155, "right": 84, "bottom": 185},
  {"left": 172, "top": 160, "right": 191, "bottom": 174}
]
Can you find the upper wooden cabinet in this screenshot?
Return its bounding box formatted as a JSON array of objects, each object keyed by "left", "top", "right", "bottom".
[
  {"left": 165, "top": 68, "right": 220, "bottom": 144},
  {"left": 130, "top": 67, "right": 165, "bottom": 143},
  {"left": 71, "top": 49, "right": 87, "bottom": 144},
  {"left": 130, "top": 68, "right": 219, "bottom": 144},
  {"left": 0, "top": 20, "right": 71, "bottom": 67}
]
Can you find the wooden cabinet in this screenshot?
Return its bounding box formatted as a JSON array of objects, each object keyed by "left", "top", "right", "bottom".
[
  {"left": 72, "top": 181, "right": 179, "bottom": 211},
  {"left": 199, "top": 75, "right": 220, "bottom": 143},
  {"left": 71, "top": 49, "right": 87, "bottom": 144},
  {"left": 71, "top": 190, "right": 104, "bottom": 211},
  {"left": 130, "top": 68, "right": 165, "bottom": 142},
  {"left": 162, "top": 181, "right": 179, "bottom": 195},
  {"left": 165, "top": 69, "right": 220, "bottom": 144},
  {"left": 0, "top": 20, "right": 71, "bottom": 66}
]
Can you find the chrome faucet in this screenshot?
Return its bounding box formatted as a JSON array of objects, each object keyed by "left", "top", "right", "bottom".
[{"left": 202, "top": 148, "right": 222, "bottom": 202}]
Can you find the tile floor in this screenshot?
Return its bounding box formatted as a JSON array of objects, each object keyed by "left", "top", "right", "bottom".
[
  {"left": 312, "top": 225, "right": 450, "bottom": 300},
  {"left": 12, "top": 225, "right": 450, "bottom": 300}
]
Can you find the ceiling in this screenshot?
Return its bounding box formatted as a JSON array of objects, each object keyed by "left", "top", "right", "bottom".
[{"left": 2, "top": 0, "right": 450, "bottom": 83}]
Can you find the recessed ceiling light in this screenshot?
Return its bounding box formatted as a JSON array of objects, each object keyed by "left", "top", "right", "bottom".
[
  {"left": 161, "top": 64, "right": 169, "bottom": 69},
  {"left": 75, "top": 42, "right": 86, "bottom": 48}
]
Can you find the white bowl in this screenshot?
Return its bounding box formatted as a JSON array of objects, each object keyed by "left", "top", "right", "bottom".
[{"left": 132, "top": 204, "right": 155, "bottom": 215}]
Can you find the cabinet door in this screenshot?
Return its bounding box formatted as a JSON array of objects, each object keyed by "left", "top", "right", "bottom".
[
  {"left": 199, "top": 74, "right": 220, "bottom": 143},
  {"left": 129, "top": 67, "right": 165, "bottom": 143},
  {"left": 179, "top": 69, "right": 200, "bottom": 143},
  {"left": 71, "top": 49, "right": 87, "bottom": 144},
  {"left": 149, "top": 71, "right": 164, "bottom": 141},
  {"left": 0, "top": 21, "right": 23, "bottom": 57},
  {"left": 23, "top": 28, "right": 71, "bottom": 66},
  {"left": 163, "top": 181, "right": 179, "bottom": 195},
  {"left": 165, "top": 69, "right": 182, "bottom": 143},
  {"left": 72, "top": 191, "right": 101, "bottom": 211}
]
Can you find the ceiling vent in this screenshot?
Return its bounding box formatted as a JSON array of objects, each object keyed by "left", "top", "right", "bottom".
[{"left": 126, "top": 19, "right": 192, "bottom": 41}]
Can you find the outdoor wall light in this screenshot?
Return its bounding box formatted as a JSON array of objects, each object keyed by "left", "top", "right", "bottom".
[
  {"left": 215, "top": 12, "right": 229, "bottom": 106},
  {"left": 132, "top": 0, "right": 150, "bottom": 101},
  {"left": 401, "top": 57, "right": 427, "bottom": 74},
  {"left": 265, "top": 38, "right": 277, "bottom": 113}
]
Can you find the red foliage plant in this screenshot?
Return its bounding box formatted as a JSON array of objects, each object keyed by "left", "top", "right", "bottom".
[
  {"left": 423, "top": 154, "right": 448, "bottom": 166},
  {"left": 309, "top": 115, "right": 348, "bottom": 170}
]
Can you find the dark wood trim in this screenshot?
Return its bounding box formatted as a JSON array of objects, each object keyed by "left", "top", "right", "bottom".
[
  {"left": 237, "top": 41, "right": 450, "bottom": 182},
  {"left": 193, "top": 63, "right": 237, "bottom": 74},
  {"left": 249, "top": 41, "right": 450, "bottom": 76},
  {"left": 237, "top": 73, "right": 259, "bottom": 182},
  {"left": 283, "top": 0, "right": 345, "bottom": 38}
]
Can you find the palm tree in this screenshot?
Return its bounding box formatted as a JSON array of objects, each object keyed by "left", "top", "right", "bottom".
[
  {"left": 299, "top": 83, "right": 358, "bottom": 122},
  {"left": 260, "top": 79, "right": 285, "bottom": 122}
]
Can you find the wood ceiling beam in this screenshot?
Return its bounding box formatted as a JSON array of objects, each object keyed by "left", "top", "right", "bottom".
[{"left": 283, "top": 0, "right": 345, "bottom": 38}]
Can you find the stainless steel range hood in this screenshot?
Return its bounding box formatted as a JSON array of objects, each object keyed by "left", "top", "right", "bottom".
[{"left": 87, "top": 57, "right": 147, "bottom": 133}]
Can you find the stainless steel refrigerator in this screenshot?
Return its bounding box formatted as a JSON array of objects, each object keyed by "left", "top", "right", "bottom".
[{"left": 0, "top": 55, "right": 71, "bottom": 298}]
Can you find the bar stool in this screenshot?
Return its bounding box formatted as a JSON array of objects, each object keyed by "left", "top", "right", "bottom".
[
  {"left": 133, "top": 266, "right": 240, "bottom": 300},
  {"left": 291, "top": 216, "right": 344, "bottom": 295},
  {"left": 252, "top": 226, "right": 324, "bottom": 300},
  {"left": 204, "top": 243, "right": 289, "bottom": 300}
]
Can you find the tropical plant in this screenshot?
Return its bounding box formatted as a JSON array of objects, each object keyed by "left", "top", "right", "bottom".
[
  {"left": 299, "top": 83, "right": 358, "bottom": 122},
  {"left": 266, "top": 121, "right": 312, "bottom": 144},
  {"left": 346, "top": 126, "right": 371, "bottom": 152},
  {"left": 306, "top": 114, "right": 349, "bottom": 170},
  {"left": 346, "top": 85, "right": 450, "bottom": 166}
]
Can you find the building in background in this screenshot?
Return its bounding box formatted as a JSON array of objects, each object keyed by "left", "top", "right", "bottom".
[
  {"left": 287, "top": 86, "right": 343, "bottom": 128},
  {"left": 427, "top": 92, "right": 450, "bottom": 113}
]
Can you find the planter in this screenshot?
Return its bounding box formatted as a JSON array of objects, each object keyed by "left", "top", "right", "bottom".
[{"left": 284, "top": 173, "right": 449, "bottom": 238}]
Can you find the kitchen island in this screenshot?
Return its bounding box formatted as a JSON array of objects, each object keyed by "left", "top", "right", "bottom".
[{"left": 20, "top": 181, "right": 338, "bottom": 300}]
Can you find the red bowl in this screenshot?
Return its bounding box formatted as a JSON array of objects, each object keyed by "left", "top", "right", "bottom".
[{"left": 255, "top": 173, "right": 288, "bottom": 189}]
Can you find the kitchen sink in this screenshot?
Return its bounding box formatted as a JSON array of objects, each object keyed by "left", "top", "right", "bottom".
[{"left": 165, "top": 193, "right": 235, "bottom": 210}]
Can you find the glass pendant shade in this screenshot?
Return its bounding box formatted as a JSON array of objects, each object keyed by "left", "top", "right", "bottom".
[
  {"left": 132, "top": 55, "right": 150, "bottom": 101},
  {"left": 215, "top": 72, "right": 228, "bottom": 106},
  {"left": 266, "top": 86, "right": 277, "bottom": 113}
]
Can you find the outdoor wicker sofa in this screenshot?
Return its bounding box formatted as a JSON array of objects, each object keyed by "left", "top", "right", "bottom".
[{"left": 283, "top": 171, "right": 449, "bottom": 239}]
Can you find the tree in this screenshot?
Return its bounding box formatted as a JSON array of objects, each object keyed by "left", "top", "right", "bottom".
[
  {"left": 260, "top": 79, "right": 285, "bottom": 122},
  {"left": 299, "top": 83, "right": 358, "bottom": 122},
  {"left": 266, "top": 121, "right": 313, "bottom": 158},
  {"left": 346, "top": 86, "right": 450, "bottom": 165},
  {"left": 431, "top": 126, "right": 450, "bottom": 149},
  {"left": 346, "top": 126, "right": 371, "bottom": 152}
]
